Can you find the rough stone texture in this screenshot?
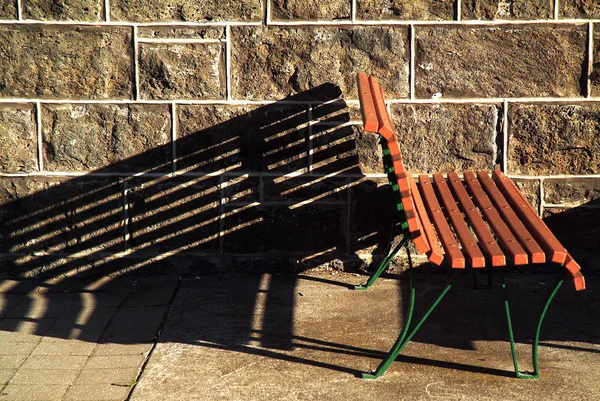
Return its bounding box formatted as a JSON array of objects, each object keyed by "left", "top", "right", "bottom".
[
  {"left": 0, "top": 105, "right": 37, "bottom": 173},
  {"left": 127, "top": 177, "right": 220, "bottom": 253},
  {"left": 311, "top": 125, "right": 362, "bottom": 175},
  {"left": 462, "top": 0, "right": 552, "bottom": 20},
  {"left": 0, "top": 177, "right": 123, "bottom": 264},
  {"left": 560, "top": 0, "right": 600, "bottom": 18},
  {"left": 271, "top": 0, "right": 351, "bottom": 20},
  {"left": 223, "top": 176, "right": 260, "bottom": 205},
  {"left": 590, "top": 26, "right": 600, "bottom": 96},
  {"left": 111, "top": 0, "right": 263, "bottom": 22},
  {"left": 139, "top": 43, "right": 225, "bottom": 100},
  {"left": 0, "top": 26, "right": 132, "bottom": 99},
  {"left": 263, "top": 176, "right": 349, "bottom": 203},
  {"left": 357, "top": 0, "right": 455, "bottom": 20},
  {"left": 390, "top": 104, "right": 499, "bottom": 173},
  {"left": 222, "top": 205, "right": 344, "bottom": 254},
  {"left": 544, "top": 178, "right": 600, "bottom": 205},
  {"left": 23, "top": 0, "right": 104, "bottom": 21},
  {"left": 354, "top": 130, "right": 383, "bottom": 175},
  {"left": 513, "top": 179, "right": 540, "bottom": 212},
  {"left": 177, "top": 105, "right": 309, "bottom": 174},
  {"left": 508, "top": 104, "right": 600, "bottom": 175},
  {"left": 415, "top": 26, "right": 586, "bottom": 98},
  {"left": 138, "top": 26, "right": 224, "bottom": 39},
  {"left": 232, "top": 26, "right": 409, "bottom": 100},
  {"left": 42, "top": 104, "right": 171, "bottom": 172},
  {"left": 0, "top": 1, "right": 17, "bottom": 19},
  {"left": 544, "top": 207, "right": 600, "bottom": 261}
]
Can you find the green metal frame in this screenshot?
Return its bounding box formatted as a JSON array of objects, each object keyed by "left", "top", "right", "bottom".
[{"left": 354, "top": 136, "right": 566, "bottom": 379}]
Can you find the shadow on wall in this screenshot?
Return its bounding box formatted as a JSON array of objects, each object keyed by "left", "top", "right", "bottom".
[{"left": 0, "top": 84, "right": 395, "bottom": 345}]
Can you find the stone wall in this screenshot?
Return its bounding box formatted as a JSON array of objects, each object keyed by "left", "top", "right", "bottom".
[{"left": 0, "top": 1, "right": 598, "bottom": 277}]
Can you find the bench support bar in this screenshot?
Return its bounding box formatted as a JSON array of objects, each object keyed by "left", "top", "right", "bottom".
[
  {"left": 502, "top": 271, "right": 564, "bottom": 379},
  {"left": 354, "top": 236, "right": 408, "bottom": 290},
  {"left": 363, "top": 247, "right": 460, "bottom": 379}
]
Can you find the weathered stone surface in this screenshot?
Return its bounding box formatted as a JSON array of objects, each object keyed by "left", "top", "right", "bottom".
[
  {"left": 544, "top": 179, "right": 600, "bottom": 205},
  {"left": 311, "top": 125, "right": 362, "bottom": 174},
  {"left": 390, "top": 104, "right": 499, "bottom": 173},
  {"left": 415, "top": 26, "right": 586, "bottom": 98},
  {"left": 223, "top": 176, "right": 260, "bottom": 205},
  {"left": 311, "top": 101, "right": 360, "bottom": 122},
  {"left": 0, "top": 178, "right": 123, "bottom": 259},
  {"left": 0, "top": 105, "right": 37, "bottom": 173},
  {"left": 138, "top": 26, "right": 224, "bottom": 39},
  {"left": 232, "top": 26, "right": 409, "bottom": 100},
  {"left": 0, "top": 1, "right": 17, "bottom": 19},
  {"left": 590, "top": 26, "right": 600, "bottom": 96},
  {"left": 177, "top": 105, "right": 308, "bottom": 174},
  {"left": 0, "top": 26, "right": 132, "bottom": 99},
  {"left": 111, "top": 0, "right": 263, "bottom": 22},
  {"left": 357, "top": 0, "right": 454, "bottom": 20},
  {"left": 560, "top": 0, "right": 600, "bottom": 18},
  {"left": 139, "top": 43, "right": 225, "bottom": 100},
  {"left": 462, "top": 0, "right": 552, "bottom": 20},
  {"left": 544, "top": 207, "right": 600, "bottom": 261},
  {"left": 42, "top": 104, "right": 171, "bottom": 172},
  {"left": 513, "top": 179, "right": 540, "bottom": 212},
  {"left": 271, "top": 0, "right": 350, "bottom": 20},
  {"left": 128, "top": 177, "right": 220, "bottom": 253},
  {"left": 263, "top": 176, "right": 349, "bottom": 203},
  {"left": 354, "top": 130, "right": 383, "bottom": 175},
  {"left": 23, "top": 0, "right": 104, "bottom": 21},
  {"left": 222, "top": 205, "right": 344, "bottom": 254},
  {"left": 508, "top": 104, "right": 600, "bottom": 175}
]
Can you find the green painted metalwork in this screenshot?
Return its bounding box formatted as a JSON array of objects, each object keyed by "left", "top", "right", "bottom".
[
  {"left": 501, "top": 271, "right": 565, "bottom": 379},
  {"left": 354, "top": 236, "right": 407, "bottom": 290}
]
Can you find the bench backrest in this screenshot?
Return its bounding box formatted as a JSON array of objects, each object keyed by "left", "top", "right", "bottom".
[{"left": 357, "top": 72, "right": 431, "bottom": 255}]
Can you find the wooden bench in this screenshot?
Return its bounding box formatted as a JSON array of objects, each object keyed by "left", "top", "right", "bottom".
[{"left": 355, "top": 72, "right": 586, "bottom": 379}]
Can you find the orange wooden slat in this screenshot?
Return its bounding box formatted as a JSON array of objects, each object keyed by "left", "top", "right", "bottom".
[
  {"left": 409, "top": 174, "right": 444, "bottom": 265},
  {"left": 565, "top": 254, "right": 586, "bottom": 291},
  {"left": 368, "top": 76, "right": 395, "bottom": 141},
  {"left": 476, "top": 171, "right": 546, "bottom": 264},
  {"left": 447, "top": 173, "right": 506, "bottom": 267},
  {"left": 492, "top": 170, "right": 568, "bottom": 265},
  {"left": 433, "top": 174, "right": 486, "bottom": 268},
  {"left": 419, "top": 175, "right": 465, "bottom": 268},
  {"left": 395, "top": 171, "right": 430, "bottom": 254},
  {"left": 356, "top": 72, "right": 378, "bottom": 133},
  {"left": 463, "top": 171, "right": 528, "bottom": 265}
]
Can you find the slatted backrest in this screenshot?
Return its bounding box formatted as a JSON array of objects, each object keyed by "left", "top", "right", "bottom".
[{"left": 356, "top": 72, "right": 430, "bottom": 255}]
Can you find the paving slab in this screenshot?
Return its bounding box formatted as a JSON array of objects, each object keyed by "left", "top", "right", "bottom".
[{"left": 131, "top": 272, "right": 600, "bottom": 401}]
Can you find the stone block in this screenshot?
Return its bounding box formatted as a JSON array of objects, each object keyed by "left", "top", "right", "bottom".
[
  {"left": 127, "top": 177, "right": 220, "bottom": 253},
  {"left": 415, "top": 26, "right": 586, "bottom": 98},
  {"left": 20, "top": 355, "right": 87, "bottom": 370},
  {"left": 263, "top": 175, "right": 349, "bottom": 203},
  {"left": 177, "top": 104, "right": 309, "bottom": 174},
  {"left": 357, "top": 0, "right": 455, "bottom": 20},
  {"left": 0, "top": 26, "right": 132, "bottom": 99},
  {"left": 354, "top": 130, "right": 384, "bottom": 175},
  {"left": 543, "top": 207, "right": 600, "bottom": 260},
  {"left": 83, "top": 355, "right": 146, "bottom": 369},
  {"left": 111, "top": 0, "right": 263, "bottom": 22},
  {"left": 590, "top": 26, "right": 600, "bottom": 96},
  {"left": 139, "top": 43, "right": 225, "bottom": 100},
  {"left": 232, "top": 26, "right": 409, "bottom": 100},
  {"left": 23, "top": 0, "right": 104, "bottom": 21},
  {"left": 222, "top": 205, "right": 344, "bottom": 254},
  {"left": 9, "top": 368, "right": 79, "bottom": 385},
  {"left": 0, "top": 178, "right": 123, "bottom": 263},
  {"left": 0, "top": 104, "right": 37, "bottom": 173},
  {"left": 560, "top": 1, "right": 600, "bottom": 18},
  {"left": 0, "top": 2, "right": 16, "bottom": 19},
  {"left": 508, "top": 104, "right": 600, "bottom": 175},
  {"left": 64, "top": 383, "right": 131, "bottom": 401},
  {"left": 390, "top": 104, "right": 499, "bottom": 173},
  {"left": 270, "top": 0, "right": 351, "bottom": 20},
  {"left": 0, "top": 384, "right": 69, "bottom": 401},
  {"left": 513, "top": 179, "right": 540, "bottom": 212},
  {"left": 311, "top": 125, "right": 362, "bottom": 175},
  {"left": 311, "top": 101, "right": 359, "bottom": 123},
  {"left": 223, "top": 176, "right": 260, "bottom": 205},
  {"left": 138, "top": 26, "right": 224, "bottom": 39},
  {"left": 74, "top": 367, "right": 140, "bottom": 384},
  {"left": 544, "top": 178, "right": 600, "bottom": 206},
  {"left": 42, "top": 104, "right": 171, "bottom": 172},
  {"left": 461, "top": 0, "right": 552, "bottom": 20}
]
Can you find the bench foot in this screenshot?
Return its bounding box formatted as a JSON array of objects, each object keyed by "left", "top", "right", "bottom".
[
  {"left": 502, "top": 271, "right": 564, "bottom": 379},
  {"left": 353, "top": 236, "right": 408, "bottom": 290}
]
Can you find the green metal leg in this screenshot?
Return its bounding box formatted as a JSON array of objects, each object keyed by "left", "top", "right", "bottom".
[
  {"left": 502, "top": 271, "right": 564, "bottom": 379},
  {"left": 354, "top": 236, "right": 408, "bottom": 290},
  {"left": 362, "top": 250, "right": 459, "bottom": 378}
]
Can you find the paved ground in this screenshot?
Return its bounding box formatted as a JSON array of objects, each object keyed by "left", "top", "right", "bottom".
[{"left": 0, "top": 270, "right": 598, "bottom": 400}]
